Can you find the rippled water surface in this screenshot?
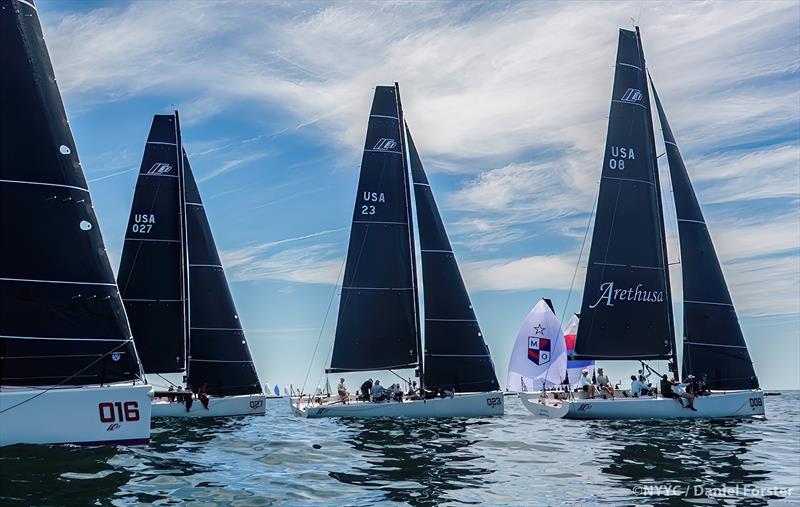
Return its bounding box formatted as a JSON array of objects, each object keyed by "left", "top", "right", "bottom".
[{"left": 2, "top": 392, "right": 798, "bottom": 505}]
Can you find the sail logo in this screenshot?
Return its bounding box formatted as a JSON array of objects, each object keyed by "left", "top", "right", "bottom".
[
  {"left": 373, "top": 138, "right": 398, "bottom": 151},
  {"left": 527, "top": 337, "right": 551, "bottom": 365},
  {"left": 620, "top": 88, "right": 643, "bottom": 103},
  {"left": 589, "top": 282, "right": 664, "bottom": 308},
  {"left": 147, "top": 163, "right": 173, "bottom": 175}
]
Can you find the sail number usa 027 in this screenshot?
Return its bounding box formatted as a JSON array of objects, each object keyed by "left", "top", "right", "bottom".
[
  {"left": 608, "top": 145, "right": 635, "bottom": 170},
  {"left": 131, "top": 214, "right": 156, "bottom": 234},
  {"left": 361, "top": 192, "right": 385, "bottom": 215}
]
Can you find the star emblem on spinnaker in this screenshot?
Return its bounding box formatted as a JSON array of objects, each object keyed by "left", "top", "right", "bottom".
[{"left": 532, "top": 324, "right": 545, "bottom": 335}]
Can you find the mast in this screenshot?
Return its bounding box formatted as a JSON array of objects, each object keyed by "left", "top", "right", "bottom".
[
  {"left": 395, "top": 83, "right": 424, "bottom": 392},
  {"left": 174, "top": 111, "right": 191, "bottom": 378},
  {"left": 635, "top": 27, "right": 679, "bottom": 380},
  {"left": 1, "top": 0, "right": 142, "bottom": 387}
]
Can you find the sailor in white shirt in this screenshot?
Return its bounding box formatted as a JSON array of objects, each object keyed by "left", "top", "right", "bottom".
[{"left": 578, "top": 369, "right": 597, "bottom": 398}]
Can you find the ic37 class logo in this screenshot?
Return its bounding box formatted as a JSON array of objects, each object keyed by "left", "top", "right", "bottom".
[
  {"left": 373, "top": 138, "right": 398, "bottom": 151},
  {"left": 620, "top": 88, "right": 643, "bottom": 103},
  {"left": 147, "top": 162, "right": 173, "bottom": 175},
  {"left": 527, "top": 324, "right": 550, "bottom": 365}
]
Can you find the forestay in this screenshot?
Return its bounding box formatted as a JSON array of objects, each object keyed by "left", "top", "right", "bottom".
[
  {"left": 118, "top": 115, "right": 186, "bottom": 373},
  {"left": 651, "top": 83, "right": 759, "bottom": 390},
  {"left": 328, "top": 86, "right": 420, "bottom": 373},
  {"left": 574, "top": 28, "right": 674, "bottom": 361},
  {"left": 0, "top": 0, "right": 143, "bottom": 386},
  {"left": 407, "top": 128, "right": 499, "bottom": 393}
]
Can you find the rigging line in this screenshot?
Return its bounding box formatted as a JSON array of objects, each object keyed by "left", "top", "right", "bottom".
[
  {"left": 0, "top": 341, "right": 137, "bottom": 415},
  {"left": 156, "top": 373, "right": 181, "bottom": 389},
  {"left": 559, "top": 179, "right": 601, "bottom": 327}
]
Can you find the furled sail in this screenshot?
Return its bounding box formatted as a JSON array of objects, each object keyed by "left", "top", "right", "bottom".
[
  {"left": 507, "top": 300, "right": 567, "bottom": 391},
  {"left": 328, "top": 86, "right": 420, "bottom": 372},
  {"left": 183, "top": 154, "right": 261, "bottom": 395},
  {"left": 0, "top": 0, "right": 143, "bottom": 386},
  {"left": 574, "top": 28, "right": 674, "bottom": 360},
  {"left": 407, "top": 128, "right": 499, "bottom": 392},
  {"left": 651, "top": 83, "right": 758, "bottom": 390},
  {"left": 118, "top": 115, "right": 186, "bottom": 373}
]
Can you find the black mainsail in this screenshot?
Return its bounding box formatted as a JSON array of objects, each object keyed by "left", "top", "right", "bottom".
[
  {"left": 328, "top": 85, "right": 420, "bottom": 373},
  {"left": 183, "top": 153, "right": 261, "bottom": 395},
  {"left": 119, "top": 113, "right": 261, "bottom": 394},
  {"left": 651, "top": 83, "right": 759, "bottom": 390},
  {"left": 118, "top": 115, "right": 186, "bottom": 374},
  {"left": 1, "top": 0, "right": 143, "bottom": 386},
  {"left": 407, "top": 128, "right": 499, "bottom": 392},
  {"left": 574, "top": 28, "right": 675, "bottom": 362}
]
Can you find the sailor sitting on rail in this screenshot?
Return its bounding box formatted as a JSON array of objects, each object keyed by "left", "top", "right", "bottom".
[
  {"left": 578, "top": 369, "right": 597, "bottom": 398},
  {"left": 596, "top": 368, "right": 615, "bottom": 398},
  {"left": 630, "top": 375, "right": 649, "bottom": 397}
]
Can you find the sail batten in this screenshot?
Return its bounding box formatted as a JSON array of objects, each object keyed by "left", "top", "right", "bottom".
[
  {"left": 1, "top": 0, "right": 142, "bottom": 386},
  {"left": 328, "top": 86, "right": 420, "bottom": 373},
  {"left": 573, "top": 28, "right": 674, "bottom": 361},
  {"left": 651, "top": 82, "right": 758, "bottom": 390},
  {"left": 407, "top": 127, "right": 499, "bottom": 393}
]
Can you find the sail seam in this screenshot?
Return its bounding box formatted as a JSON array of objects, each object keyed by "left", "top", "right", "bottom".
[
  {"left": 0, "top": 179, "right": 88, "bottom": 193},
  {"left": 678, "top": 218, "right": 706, "bottom": 225},
  {"left": 352, "top": 220, "right": 407, "bottom": 225},
  {"left": 0, "top": 277, "right": 115, "bottom": 287},
  {"left": 593, "top": 262, "right": 626, "bottom": 267},
  {"left": 602, "top": 176, "right": 654, "bottom": 185},
  {"left": 618, "top": 62, "right": 642, "bottom": 71},
  {"left": 425, "top": 318, "right": 477, "bottom": 322},
  {"left": 370, "top": 114, "right": 399, "bottom": 120},
  {"left": 684, "top": 300, "right": 733, "bottom": 307},
  {"left": 363, "top": 149, "right": 402, "bottom": 155},
  {"left": 426, "top": 354, "right": 490, "bottom": 358},
  {"left": 147, "top": 141, "right": 177, "bottom": 146},
  {"left": 186, "top": 202, "right": 203, "bottom": 207},
  {"left": 421, "top": 249, "right": 453, "bottom": 253},
  {"left": 124, "top": 298, "right": 183, "bottom": 302},
  {"left": 189, "top": 264, "right": 223, "bottom": 268},
  {"left": 413, "top": 182, "right": 430, "bottom": 187},
  {"left": 664, "top": 140, "right": 678, "bottom": 147},
  {"left": 341, "top": 286, "right": 413, "bottom": 290},
  {"left": 124, "top": 237, "right": 181, "bottom": 243},
  {"left": 1, "top": 335, "right": 129, "bottom": 342},
  {"left": 189, "top": 359, "right": 253, "bottom": 363},
  {"left": 612, "top": 100, "right": 647, "bottom": 110},
  {"left": 141, "top": 173, "right": 178, "bottom": 179},
  {"left": 190, "top": 327, "right": 242, "bottom": 331},
  {"left": 684, "top": 341, "right": 747, "bottom": 349}
]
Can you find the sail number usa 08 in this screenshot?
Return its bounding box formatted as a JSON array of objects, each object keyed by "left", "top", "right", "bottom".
[
  {"left": 361, "top": 191, "right": 385, "bottom": 215},
  {"left": 131, "top": 214, "right": 156, "bottom": 234},
  {"left": 608, "top": 146, "right": 635, "bottom": 170}
]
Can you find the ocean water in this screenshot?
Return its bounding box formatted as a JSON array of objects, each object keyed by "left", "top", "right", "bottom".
[{"left": 1, "top": 392, "right": 798, "bottom": 506}]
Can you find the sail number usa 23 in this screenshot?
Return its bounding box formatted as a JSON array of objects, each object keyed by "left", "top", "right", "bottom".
[{"left": 361, "top": 191, "right": 385, "bottom": 215}]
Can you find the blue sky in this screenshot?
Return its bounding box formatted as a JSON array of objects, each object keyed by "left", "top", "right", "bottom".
[{"left": 39, "top": 1, "right": 799, "bottom": 390}]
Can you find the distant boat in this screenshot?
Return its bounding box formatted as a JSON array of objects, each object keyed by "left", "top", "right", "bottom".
[
  {"left": 563, "top": 314, "right": 595, "bottom": 388},
  {"left": 507, "top": 299, "right": 568, "bottom": 392},
  {"left": 520, "top": 27, "right": 764, "bottom": 420},
  {"left": 292, "top": 84, "right": 503, "bottom": 418},
  {"left": 0, "top": 0, "right": 152, "bottom": 445},
  {"left": 117, "top": 113, "right": 265, "bottom": 417}
]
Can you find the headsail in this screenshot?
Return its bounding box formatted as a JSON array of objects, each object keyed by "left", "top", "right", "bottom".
[
  {"left": 328, "top": 86, "right": 420, "bottom": 372},
  {"left": 507, "top": 300, "right": 567, "bottom": 391},
  {"left": 0, "top": 0, "right": 143, "bottom": 386},
  {"left": 651, "top": 83, "right": 758, "bottom": 390},
  {"left": 183, "top": 154, "right": 261, "bottom": 395},
  {"left": 118, "top": 115, "right": 186, "bottom": 373},
  {"left": 574, "top": 28, "right": 674, "bottom": 361},
  {"left": 407, "top": 127, "right": 499, "bottom": 393}
]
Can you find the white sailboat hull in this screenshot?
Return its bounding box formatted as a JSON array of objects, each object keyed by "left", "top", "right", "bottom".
[
  {"left": 151, "top": 393, "right": 266, "bottom": 417},
  {"left": 291, "top": 391, "right": 504, "bottom": 418},
  {"left": 0, "top": 384, "right": 153, "bottom": 447},
  {"left": 519, "top": 390, "right": 765, "bottom": 420}
]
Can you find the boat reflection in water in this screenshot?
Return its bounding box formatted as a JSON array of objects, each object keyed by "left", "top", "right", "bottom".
[
  {"left": 592, "top": 418, "right": 783, "bottom": 505},
  {"left": 330, "top": 418, "right": 495, "bottom": 504}
]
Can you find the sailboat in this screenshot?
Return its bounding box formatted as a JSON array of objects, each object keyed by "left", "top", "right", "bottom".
[
  {"left": 0, "top": 0, "right": 152, "bottom": 445},
  {"left": 506, "top": 299, "right": 568, "bottom": 392},
  {"left": 519, "top": 27, "right": 764, "bottom": 420},
  {"left": 291, "top": 84, "right": 503, "bottom": 418},
  {"left": 117, "top": 113, "right": 265, "bottom": 417}
]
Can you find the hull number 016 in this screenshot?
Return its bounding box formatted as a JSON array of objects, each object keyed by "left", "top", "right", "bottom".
[{"left": 98, "top": 401, "right": 140, "bottom": 423}]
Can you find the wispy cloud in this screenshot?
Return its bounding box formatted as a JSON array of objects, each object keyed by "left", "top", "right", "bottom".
[{"left": 197, "top": 151, "right": 273, "bottom": 182}]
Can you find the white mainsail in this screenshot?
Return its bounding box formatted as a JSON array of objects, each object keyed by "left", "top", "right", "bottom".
[{"left": 507, "top": 300, "right": 567, "bottom": 391}]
